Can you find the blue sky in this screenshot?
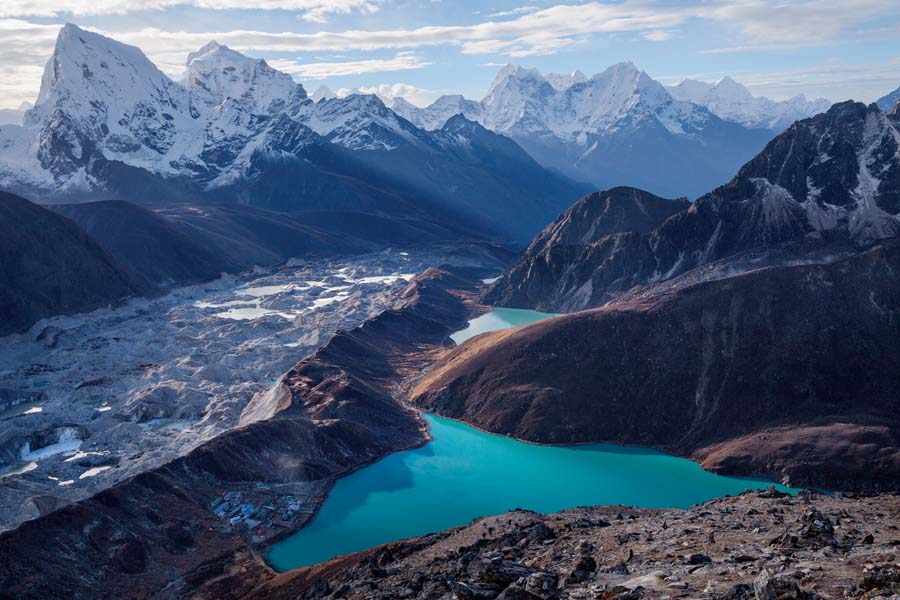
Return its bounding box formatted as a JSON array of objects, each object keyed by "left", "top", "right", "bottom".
[{"left": 2, "top": 0, "right": 900, "bottom": 109}]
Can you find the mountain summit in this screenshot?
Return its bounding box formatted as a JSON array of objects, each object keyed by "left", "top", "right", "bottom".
[
  {"left": 184, "top": 40, "right": 306, "bottom": 114},
  {"left": 393, "top": 62, "right": 777, "bottom": 198},
  {"left": 668, "top": 76, "right": 831, "bottom": 130},
  {"left": 0, "top": 25, "right": 588, "bottom": 243}
]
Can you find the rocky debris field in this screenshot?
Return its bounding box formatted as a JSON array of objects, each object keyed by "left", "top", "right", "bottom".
[
  {"left": 0, "top": 263, "right": 499, "bottom": 600},
  {"left": 254, "top": 490, "right": 900, "bottom": 600},
  {"left": 0, "top": 248, "right": 495, "bottom": 532}
]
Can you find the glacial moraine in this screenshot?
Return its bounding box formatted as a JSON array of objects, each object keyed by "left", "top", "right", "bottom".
[{"left": 0, "top": 249, "right": 455, "bottom": 531}]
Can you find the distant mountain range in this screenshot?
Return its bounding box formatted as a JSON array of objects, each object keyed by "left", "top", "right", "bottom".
[
  {"left": 416, "top": 96, "right": 900, "bottom": 493},
  {"left": 487, "top": 100, "right": 900, "bottom": 312},
  {"left": 0, "top": 25, "right": 587, "bottom": 244},
  {"left": 0, "top": 25, "right": 852, "bottom": 233},
  {"left": 666, "top": 76, "right": 831, "bottom": 130},
  {"left": 390, "top": 64, "right": 823, "bottom": 199}
]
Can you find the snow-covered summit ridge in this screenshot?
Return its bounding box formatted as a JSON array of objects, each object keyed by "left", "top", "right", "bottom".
[
  {"left": 398, "top": 64, "right": 830, "bottom": 136},
  {"left": 399, "top": 61, "right": 714, "bottom": 141},
  {"left": 668, "top": 76, "right": 831, "bottom": 130},
  {"left": 0, "top": 24, "right": 449, "bottom": 193},
  {"left": 184, "top": 41, "right": 306, "bottom": 114}
]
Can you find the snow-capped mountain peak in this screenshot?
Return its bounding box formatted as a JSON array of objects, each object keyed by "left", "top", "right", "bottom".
[
  {"left": 184, "top": 41, "right": 305, "bottom": 115},
  {"left": 310, "top": 85, "right": 336, "bottom": 103},
  {"left": 543, "top": 69, "right": 587, "bottom": 91},
  {"left": 397, "top": 61, "right": 711, "bottom": 139},
  {"left": 488, "top": 64, "right": 590, "bottom": 96},
  {"left": 31, "top": 23, "right": 188, "bottom": 124},
  {"left": 876, "top": 84, "right": 900, "bottom": 112},
  {"left": 304, "top": 93, "right": 424, "bottom": 151},
  {"left": 18, "top": 23, "right": 198, "bottom": 187},
  {"left": 667, "top": 76, "right": 831, "bottom": 130},
  {"left": 714, "top": 76, "right": 755, "bottom": 100},
  {"left": 389, "top": 94, "right": 483, "bottom": 131}
]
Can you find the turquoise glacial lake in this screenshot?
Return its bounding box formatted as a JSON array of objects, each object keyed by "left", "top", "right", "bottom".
[
  {"left": 450, "top": 307, "right": 560, "bottom": 345},
  {"left": 268, "top": 414, "right": 794, "bottom": 571}
]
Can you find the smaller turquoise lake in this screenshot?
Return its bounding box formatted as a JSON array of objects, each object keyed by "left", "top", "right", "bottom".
[
  {"left": 268, "top": 415, "right": 794, "bottom": 571},
  {"left": 450, "top": 307, "right": 559, "bottom": 345}
]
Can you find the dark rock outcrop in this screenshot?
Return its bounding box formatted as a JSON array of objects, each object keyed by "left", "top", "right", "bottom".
[
  {"left": 0, "top": 191, "right": 146, "bottom": 335},
  {"left": 415, "top": 241, "right": 900, "bottom": 491},
  {"left": 485, "top": 187, "right": 689, "bottom": 309},
  {"left": 52, "top": 200, "right": 237, "bottom": 288}
]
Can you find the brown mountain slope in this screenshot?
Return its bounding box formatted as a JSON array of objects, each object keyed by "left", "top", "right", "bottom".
[{"left": 413, "top": 241, "right": 900, "bottom": 492}]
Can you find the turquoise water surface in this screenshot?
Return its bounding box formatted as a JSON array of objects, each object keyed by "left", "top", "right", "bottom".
[
  {"left": 450, "top": 307, "right": 559, "bottom": 345},
  {"left": 268, "top": 414, "right": 794, "bottom": 571}
]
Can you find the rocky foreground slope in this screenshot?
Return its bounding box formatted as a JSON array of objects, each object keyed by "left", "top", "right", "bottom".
[
  {"left": 415, "top": 240, "right": 900, "bottom": 493},
  {"left": 249, "top": 489, "right": 900, "bottom": 600}
]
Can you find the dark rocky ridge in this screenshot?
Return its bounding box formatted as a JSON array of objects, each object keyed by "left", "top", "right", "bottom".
[
  {"left": 0, "top": 266, "right": 485, "bottom": 600},
  {"left": 0, "top": 191, "right": 146, "bottom": 335},
  {"left": 487, "top": 101, "right": 900, "bottom": 313},
  {"left": 248, "top": 490, "right": 900, "bottom": 600},
  {"left": 51, "top": 200, "right": 239, "bottom": 288},
  {"left": 415, "top": 240, "right": 900, "bottom": 492},
  {"left": 485, "top": 188, "right": 689, "bottom": 310},
  {"left": 51, "top": 200, "right": 392, "bottom": 288}
]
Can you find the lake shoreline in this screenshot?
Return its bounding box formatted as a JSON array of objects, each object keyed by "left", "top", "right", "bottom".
[{"left": 267, "top": 411, "right": 797, "bottom": 571}]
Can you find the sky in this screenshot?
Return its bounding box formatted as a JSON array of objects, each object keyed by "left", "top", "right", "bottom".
[{"left": 1, "top": 0, "right": 900, "bottom": 110}]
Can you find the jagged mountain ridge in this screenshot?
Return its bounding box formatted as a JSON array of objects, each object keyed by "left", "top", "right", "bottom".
[
  {"left": 0, "top": 25, "right": 587, "bottom": 243},
  {"left": 486, "top": 100, "right": 900, "bottom": 312},
  {"left": 392, "top": 62, "right": 777, "bottom": 199},
  {"left": 667, "top": 76, "right": 831, "bottom": 131},
  {"left": 876, "top": 84, "right": 900, "bottom": 112}
]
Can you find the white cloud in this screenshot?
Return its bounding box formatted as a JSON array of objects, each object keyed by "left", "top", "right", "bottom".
[
  {"left": 1, "top": 1, "right": 899, "bottom": 106},
  {"left": 0, "top": 0, "right": 377, "bottom": 23},
  {"left": 97, "top": 2, "right": 683, "bottom": 64},
  {"left": 0, "top": 20, "right": 62, "bottom": 108},
  {"left": 643, "top": 30, "right": 675, "bottom": 42},
  {"left": 735, "top": 62, "right": 900, "bottom": 102},
  {"left": 268, "top": 52, "right": 432, "bottom": 79},
  {"left": 486, "top": 6, "right": 538, "bottom": 19},
  {"left": 700, "top": 0, "right": 900, "bottom": 53},
  {"left": 339, "top": 82, "right": 442, "bottom": 106}
]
